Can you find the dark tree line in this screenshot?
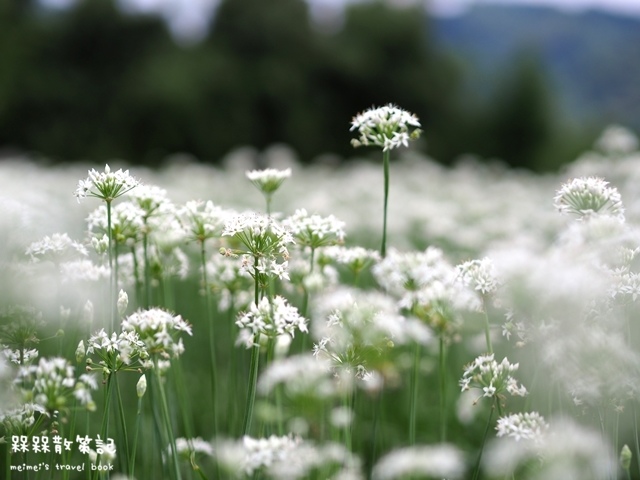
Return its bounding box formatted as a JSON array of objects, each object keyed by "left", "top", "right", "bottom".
[{"left": 0, "top": 0, "right": 587, "bottom": 170}]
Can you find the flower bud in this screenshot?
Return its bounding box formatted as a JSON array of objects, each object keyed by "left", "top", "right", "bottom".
[
  {"left": 117, "top": 290, "right": 128, "bottom": 317},
  {"left": 76, "top": 341, "right": 85, "bottom": 363},
  {"left": 136, "top": 374, "right": 147, "bottom": 398},
  {"left": 620, "top": 444, "right": 632, "bottom": 471}
]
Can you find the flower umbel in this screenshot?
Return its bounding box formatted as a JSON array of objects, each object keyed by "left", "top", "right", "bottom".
[
  {"left": 350, "top": 104, "right": 421, "bottom": 151},
  {"left": 246, "top": 168, "right": 291, "bottom": 197},
  {"left": 74, "top": 164, "right": 140, "bottom": 203},
  {"left": 459, "top": 354, "right": 527, "bottom": 401},
  {"left": 554, "top": 176, "right": 624, "bottom": 220}
]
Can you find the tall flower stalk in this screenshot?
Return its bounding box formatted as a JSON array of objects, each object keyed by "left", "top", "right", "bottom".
[
  {"left": 75, "top": 164, "right": 140, "bottom": 328},
  {"left": 350, "top": 104, "right": 421, "bottom": 257}
]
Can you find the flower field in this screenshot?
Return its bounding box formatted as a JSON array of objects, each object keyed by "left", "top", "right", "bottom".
[{"left": 2, "top": 119, "right": 640, "bottom": 479}]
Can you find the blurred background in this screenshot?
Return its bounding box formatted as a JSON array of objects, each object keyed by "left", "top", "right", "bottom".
[{"left": 1, "top": 0, "right": 639, "bottom": 171}]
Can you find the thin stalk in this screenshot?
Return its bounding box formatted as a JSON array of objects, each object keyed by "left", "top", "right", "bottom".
[
  {"left": 343, "top": 389, "right": 353, "bottom": 452},
  {"left": 131, "top": 245, "right": 142, "bottom": 308},
  {"left": 241, "top": 255, "right": 262, "bottom": 436},
  {"left": 130, "top": 396, "right": 143, "bottom": 479},
  {"left": 201, "top": 242, "right": 218, "bottom": 438},
  {"left": 100, "top": 374, "right": 114, "bottom": 450},
  {"left": 369, "top": 388, "right": 384, "bottom": 473},
  {"left": 172, "top": 359, "right": 194, "bottom": 438},
  {"left": 634, "top": 405, "right": 640, "bottom": 479},
  {"left": 409, "top": 343, "right": 421, "bottom": 445},
  {"left": 5, "top": 441, "right": 10, "bottom": 480},
  {"left": 482, "top": 299, "right": 493, "bottom": 354},
  {"left": 439, "top": 335, "right": 447, "bottom": 441},
  {"left": 243, "top": 336, "right": 261, "bottom": 436},
  {"left": 106, "top": 200, "right": 115, "bottom": 330},
  {"left": 114, "top": 375, "right": 130, "bottom": 473},
  {"left": 381, "top": 149, "right": 390, "bottom": 258},
  {"left": 472, "top": 402, "right": 495, "bottom": 480},
  {"left": 300, "top": 248, "right": 315, "bottom": 353},
  {"left": 155, "top": 367, "right": 182, "bottom": 480},
  {"left": 143, "top": 231, "right": 151, "bottom": 308}
]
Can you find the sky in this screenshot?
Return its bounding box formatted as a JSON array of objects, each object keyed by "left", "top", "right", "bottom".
[{"left": 40, "top": 0, "right": 640, "bottom": 42}]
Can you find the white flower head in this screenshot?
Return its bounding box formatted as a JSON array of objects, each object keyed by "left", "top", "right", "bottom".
[
  {"left": 460, "top": 354, "right": 527, "bottom": 400},
  {"left": 74, "top": 164, "right": 140, "bottom": 203},
  {"left": 554, "top": 177, "right": 624, "bottom": 221},
  {"left": 246, "top": 168, "right": 291, "bottom": 197},
  {"left": 350, "top": 104, "right": 421, "bottom": 151},
  {"left": 283, "top": 208, "right": 346, "bottom": 249},
  {"left": 456, "top": 257, "right": 499, "bottom": 296},
  {"left": 236, "top": 296, "right": 307, "bottom": 347},
  {"left": 496, "top": 412, "right": 548, "bottom": 442},
  {"left": 372, "top": 444, "right": 465, "bottom": 479}
]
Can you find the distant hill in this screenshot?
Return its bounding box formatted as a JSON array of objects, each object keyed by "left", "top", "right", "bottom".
[{"left": 431, "top": 5, "right": 640, "bottom": 132}]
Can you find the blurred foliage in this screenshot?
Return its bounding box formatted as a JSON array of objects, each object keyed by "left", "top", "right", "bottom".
[{"left": 0, "top": 0, "right": 594, "bottom": 170}]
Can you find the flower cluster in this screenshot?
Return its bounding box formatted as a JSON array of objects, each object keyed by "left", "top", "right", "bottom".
[
  {"left": 87, "top": 202, "right": 145, "bottom": 246},
  {"left": 373, "top": 247, "right": 479, "bottom": 331},
  {"left": 215, "top": 435, "right": 362, "bottom": 479},
  {"left": 17, "top": 357, "right": 97, "bottom": 412},
  {"left": 0, "top": 403, "right": 48, "bottom": 435},
  {"left": 372, "top": 444, "right": 465, "bottom": 480},
  {"left": 350, "top": 104, "right": 421, "bottom": 151},
  {"left": 496, "top": 412, "right": 548, "bottom": 442},
  {"left": 74, "top": 164, "right": 140, "bottom": 203},
  {"left": 84, "top": 329, "right": 149, "bottom": 370},
  {"left": 246, "top": 168, "right": 292, "bottom": 197},
  {"left": 257, "top": 353, "right": 336, "bottom": 399},
  {"left": 459, "top": 354, "right": 527, "bottom": 400},
  {"left": 236, "top": 296, "right": 307, "bottom": 348},
  {"left": 312, "top": 288, "right": 431, "bottom": 386},
  {"left": 121, "top": 308, "right": 192, "bottom": 360},
  {"left": 282, "top": 209, "right": 346, "bottom": 249},
  {"left": 178, "top": 200, "right": 232, "bottom": 244},
  {"left": 25, "top": 233, "right": 88, "bottom": 263},
  {"left": 456, "top": 257, "right": 499, "bottom": 296},
  {"left": 554, "top": 176, "right": 624, "bottom": 220}
]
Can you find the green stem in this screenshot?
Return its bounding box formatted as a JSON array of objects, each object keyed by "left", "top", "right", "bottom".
[
  {"left": 106, "top": 200, "right": 115, "bottom": 330},
  {"left": 5, "top": 440, "right": 10, "bottom": 480},
  {"left": 243, "top": 338, "right": 261, "bottom": 436},
  {"left": 155, "top": 367, "right": 182, "bottom": 480},
  {"left": 130, "top": 397, "right": 143, "bottom": 479},
  {"left": 114, "top": 375, "right": 130, "bottom": 473},
  {"left": 439, "top": 335, "right": 447, "bottom": 442},
  {"left": 472, "top": 402, "right": 495, "bottom": 480},
  {"left": 369, "top": 388, "right": 383, "bottom": 474},
  {"left": 482, "top": 299, "right": 493, "bottom": 354},
  {"left": 409, "top": 343, "right": 421, "bottom": 445},
  {"left": 381, "top": 149, "right": 390, "bottom": 258},
  {"left": 201, "top": 242, "right": 218, "bottom": 438},
  {"left": 634, "top": 405, "right": 640, "bottom": 479},
  {"left": 143, "top": 231, "right": 151, "bottom": 308},
  {"left": 100, "top": 374, "right": 114, "bottom": 451}
]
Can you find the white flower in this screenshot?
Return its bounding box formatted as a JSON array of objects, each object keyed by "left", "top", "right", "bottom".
[
  {"left": 372, "top": 444, "right": 465, "bottom": 479},
  {"left": 74, "top": 164, "right": 140, "bottom": 203},
  {"left": 257, "top": 353, "right": 336, "bottom": 399},
  {"left": 25, "top": 233, "right": 87, "bottom": 263},
  {"left": 246, "top": 168, "right": 291, "bottom": 196},
  {"left": 122, "top": 308, "right": 192, "bottom": 359},
  {"left": 282, "top": 209, "right": 346, "bottom": 249},
  {"left": 595, "top": 124, "right": 638, "bottom": 155},
  {"left": 17, "top": 357, "right": 97, "bottom": 412},
  {"left": 460, "top": 354, "right": 527, "bottom": 400},
  {"left": 86, "top": 329, "right": 149, "bottom": 368},
  {"left": 351, "top": 104, "right": 421, "bottom": 151},
  {"left": 456, "top": 257, "right": 499, "bottom": 296},
  {"left": 215, "top": 435, "right": 362, "bottom": 479},
  {"left": 236, "top": 296, "right": 307, "bottom": 347},
  {"left": 554, "top": 177, "right": 624, "bottom": 220},
  {"left": 496, "top": 412, "right": 548, "bottom": 442}
]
